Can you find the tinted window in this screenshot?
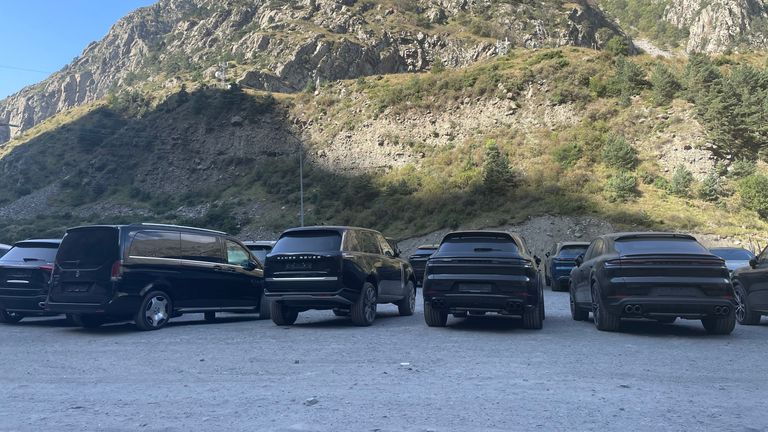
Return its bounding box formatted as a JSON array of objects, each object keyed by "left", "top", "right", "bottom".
[
  {"left": 583, "top": 241, "right": 598, "bottom": 261},
  {"left": 226, "top": 240, "right": 252, "bottom": 267},
  {"left": 1, "top": 244, "right": 59, "bottom": 263},
  {"left": 710, "top": 249, "right": 754, "bottom": 260},
  {"left": 57, "top": 227, "right": 119, "bottom": 269},
  {"left": 558, "top": 245, "right": 588, "bottom": 259},
  {"left": 439, "top": 238, "right": 519, "bottom": 254},
  {"left": 615, "top": 238, "right": 709, "bottom": 255},
  {"left": 247, "top": 246, "right": 271, "bottom": 264},
  {"left": 272, "top": 231, "right": 342, "bottom": 253},
  {"left": 358, "top": 231, "right": 381, "bottom": 255},
  {"left": 378, "top": 234, "right": 394, "bottom": 256},
  {"left": 129, "top": 231, "right": 180, "bottom": 259},
  {"left": 180, "top": 234, "right": 225, "bottom": 263},
  {"left": 343, "top": 230, "right": 360, "bottom": 252}
]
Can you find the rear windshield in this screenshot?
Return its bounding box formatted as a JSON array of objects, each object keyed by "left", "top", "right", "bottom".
[
  {"left": 439, "top": 238, "right": 519, "bottom": 254},
  {"left": 615, "top": 238, "right": 709, "bottom": 255},
  {"left": 416, "top": 247, "right": 437, "bottom": 253},
  {"left": 247, "top": 247, "right": 271, "bottom": 264},
  {"left": 558, "top": 246, "right": 588, "bottom": 258},
  {"left": 57, "top": 228, "right": 119, "bottom": 268},
  {"left": 0, "top": 244, "right": 59, "bottom": 263},
  {"left": 272, "top": 232, "right": 342, "bottom": 253},
  {"left": 711, "top": 249, "right": 754, "bottom": 260}
]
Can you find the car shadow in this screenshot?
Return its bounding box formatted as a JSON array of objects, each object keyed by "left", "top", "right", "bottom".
[
  {"left": 290, "top": 311, "right": 405, "bottom": 328},
  {"left": 9, "top": 316, "right": 76, "bottom": 327},
  {"left": 65, "top": 314, "right": 266, "bottom": 335},
  {"left": 443, "top": 315, "right": 526, "bottom": 332},
  {"left": 596, "top": 318, "right": 731, "bottom": 338}
]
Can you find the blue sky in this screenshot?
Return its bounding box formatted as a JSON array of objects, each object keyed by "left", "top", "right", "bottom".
[{"left": 0, "top": 0, "right": 157, "bottom": 99}]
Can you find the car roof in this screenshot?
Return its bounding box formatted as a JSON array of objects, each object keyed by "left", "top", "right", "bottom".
[
  {"left": 710, "top": 247, "right": 750, "bottom": 251},
  {"left": 602, "top": 232, "right": 697, "bottom": 242},
  {"left": 281, "top": 226, "right": 381, "bottom": 235},
  {"left": 15, "top": 239, "right": 62, "bottom": 246},
  {"left": 557, "top": 241, "right": 590, "bottom": 248},
  {"left": 0, "top": 243, "right": 11, "bottom": 249},
  {"left": 417, "top": 244, "right": 439, "bottom": 249},
  {"left": 243, "top": 240, "right": 276, "bottom": 246},
  {"left": 66, "top": 223, "right": 227, "bottom": 236}
]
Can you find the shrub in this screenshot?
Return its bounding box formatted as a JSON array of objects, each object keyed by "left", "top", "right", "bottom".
[
  {"left": 650, "top": 64, "right": 681, "bottom": 106},
  {"left": 669, "top": 165, "right": 694, "bottom": 197},
  {"left": 698, "top": 172, "right": 722, "bottom": 202},
  {"left": 606, "top": 171, "right": 638, "bottom": 202},
  {"left": 605, "top": 37, "right": 630, "bottom": 57},
  {"left": 602, "top": 135, "right": 638, "bottom": 170},
  {"left": 482, "top": 141, "right": 517, "bottom": 192},
  {"left": 552, "top": 143, "right": 582, "bottom": 168},
  {"left": 728, "top": 159, "right": 757, "bottom": 179},
  {"left": 740, "top": 174, "right": 768, "bottom": 218},
  {"left": 606, "top": 57, "right": 646, "bottom": 105}
]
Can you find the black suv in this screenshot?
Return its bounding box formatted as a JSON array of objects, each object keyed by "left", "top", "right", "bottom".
[
  {"left": 732, "top": 245, "right": 768, "bottom": 325},
  {"left": 0, "top": 239, "right": 61, "bottom": 324},
  {"left": 422, "top": 231, "right": 544, "bottom": 329},
  {"left": 408, "top": 244, "right": 438, "bottom": 286},
  {"left": 264, "top": 226, "right": 417, "bottom": 326},
  {"left": 46, "top": 224, "right": 268, "bottom": 331}
]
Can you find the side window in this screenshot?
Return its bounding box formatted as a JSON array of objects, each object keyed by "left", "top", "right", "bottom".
[
  {"left": 359, "top": 232, "right": 381, "bottom": 255},
  {"left": 226, "top": 240, "right": 252, "bottom": 267},
  {"left": 593, "top": 240, "right": 605, "bottom": 259},
  {"left": 583, "top": 241, "right": 597, "bottom": 261},
  {"left": 180, "top": 234, "right": 225, "bottom": 263},
  {"left": 377, "top": 234, "right": 394, "bottom": 257},
  {"left": 343, "top": 230, "right": 360, "bottom": 252},
  {"left": 129, "top": 231, "right": 180, "bottom": 259},
  {"left": 759, "top": 246, "right": 768, "bottom": 263}
]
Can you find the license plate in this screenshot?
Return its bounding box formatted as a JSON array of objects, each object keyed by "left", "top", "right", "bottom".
[
  {"left": 458, "top": 283, "right": 492, "bottom": 293},
  {"left": 286, "top": 262, "right": 311, "bottom": 270},
  {"left": 64, "top": 284, "right": 90, "bottom": 293},
  {"left": 652, "top": 287, "right": 702, "bottom": 297}
]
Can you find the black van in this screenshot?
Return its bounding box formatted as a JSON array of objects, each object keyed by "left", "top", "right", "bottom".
[
  {"left": 46, "top": 224, "right": 268, "bottom": 331},
  {"left": 265, "top": 226, "right": 417, "bottom": 326}
]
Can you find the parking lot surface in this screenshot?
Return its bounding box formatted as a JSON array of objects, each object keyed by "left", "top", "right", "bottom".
[{"left": 1, "top": 290, "right": 767, "bottom": 432}]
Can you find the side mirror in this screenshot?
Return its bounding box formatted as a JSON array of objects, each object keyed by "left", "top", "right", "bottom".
[
  {"left": 385, "top": 250, "right": 394, "bottom": 258},
  {"left": 545, "top": 252, "right": 550, "bottom": 258},
  {"left": 750, "top": 257, "right": 758, "bottom": 269},
  {"left": 575, "top": 254, "right": 584, "bottom": 267},
  {"left": 243, "top": 261, "right": 258, "bottom": 271},
  {"left": 534, "top": 255, "right": 542, "bottom": 266}
]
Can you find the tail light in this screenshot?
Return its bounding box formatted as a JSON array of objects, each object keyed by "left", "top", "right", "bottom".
[
  {"left": 110, "top": 260, "right": 123, "bottom": 282},
  {"left": 38, "top": 264, "right": 53, "bottom": 273}
]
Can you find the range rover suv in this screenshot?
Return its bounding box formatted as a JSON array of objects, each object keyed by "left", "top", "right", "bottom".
[
  {"left": 0, "top": 239, "right": 61, "bottom": 323},
  {"left": 46, "top": 224, "right": 268, "bottom": 331},
  {"left": 264, "top": 226, "right": 417, "bottom": 326},
  {"left": 422, "top": 231, "right": 544, "bottom": 329}
]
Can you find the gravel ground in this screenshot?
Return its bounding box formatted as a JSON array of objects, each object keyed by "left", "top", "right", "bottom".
[{"left": 1, "top": 290, "right": 767, "bottom": 432}]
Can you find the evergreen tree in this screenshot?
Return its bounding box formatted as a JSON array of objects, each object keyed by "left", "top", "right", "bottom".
[
  {"left": 602, "top": 135, "right": 638, "bottom": 170},
  {"left": 698, "top": 172, "right": 721, "bottom": 202},
  {"left": 669, "top": 165, "right": 694, "bottom": 197},
  {"left": 483, "top": 141, "right": 517, "bottom": 192},
  {"left": 650, "top": 64, "right": 681, "bottom": 106}
]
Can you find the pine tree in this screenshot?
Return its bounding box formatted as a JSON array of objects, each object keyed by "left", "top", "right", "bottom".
[
  {"left": 650, "top": 64, "right": 681, "bottom": 106},
  {"left": 698, "top": 172, "right": 721, "bottom": 202},
  {"left": 483, "top": 141, "right": 517, "bottom": 192},
  {"left": 669, "top": 165, "right": 694, "bottom": 197}
]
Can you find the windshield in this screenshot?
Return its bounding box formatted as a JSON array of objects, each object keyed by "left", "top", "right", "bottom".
[
  {"left": 558, "top": 246, "right": 588, "bottom": 258},
  {"left": 0, "top": 244, "right": 59, "bottom": 263},
  {"left": 57, "top": 227, "right": 119, "bottom": 268},
  {"left": 711, "top": 249, "right": 754, "bottom": 260},
  {"left": 438, "top": 238, "right": 519, "bottom": 254},
  {"left": 615, "top": 237, "right": 709, "bottom": 255},
  {"left": 272, "top": 232, "right": 342, "bottom": 253}
]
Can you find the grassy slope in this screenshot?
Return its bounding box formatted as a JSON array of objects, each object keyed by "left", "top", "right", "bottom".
[{"left": 1, "top": 47, "right": 767, "bottom": 244}]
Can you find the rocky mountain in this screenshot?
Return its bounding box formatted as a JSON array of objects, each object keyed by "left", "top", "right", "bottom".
[{"left": 0, "top": 0, "right": 626, "bottom": 143}]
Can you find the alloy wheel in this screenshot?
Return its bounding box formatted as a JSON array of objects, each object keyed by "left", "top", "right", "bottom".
[
  {"left": 591, "top": 287, "right": 601, "bottom": 325},
  {"left": 364, "top": 286, "right": 377, "bottom": 323},
  {"left": 408, "top": 285, "right": 416, "bottom": 312},
  {"left": 735, "top": 290, "right": 746, "bottom": 322},
  {"left": 145, "top": 296, "right": 169, "bottom": 328}
]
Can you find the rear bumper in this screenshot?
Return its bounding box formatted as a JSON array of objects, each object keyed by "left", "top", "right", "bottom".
[
  {"left": 0, "top": 294, "right": 53, "bottom": 315},
  {"left": 424, "top": 292, "right": 533, "bottom": 315},
  {"left": 607, "top": 296, "right": 736, "bottom": 319},
  {"left": 265, "top": 280, "right": 358, "bottom": 309},
  {"left": 45, "top": 294, "right": 140, "bottom": 317}
]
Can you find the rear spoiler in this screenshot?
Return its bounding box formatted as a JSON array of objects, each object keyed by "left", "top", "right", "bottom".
[
  {"left": 441, "top": 231, "right": 516, "bottom": 244},
  {"left": 614, "top": 233, "right": 697, "bottom": 242}
]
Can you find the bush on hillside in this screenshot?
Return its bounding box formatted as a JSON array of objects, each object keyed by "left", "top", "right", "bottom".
[
  {"left": 605, "top": 171, "right": 638, "bottom": 202},
  {"left": 728, "top": 159, "right": 757, "bottom": 179},
  {"left": 602, "top": 135, "right": 638, "bottom": 170},
  {"left": 650, "top": 64, "right": 681, "bottom": 106},
  {"left": 669, "top": 165, "right": 694, "bottom": 197},
  {"left": 482, "top": 141, "right": 517, "bottom": 192},
  {"left": 606, "top": 57, "right": 646, "bottom": 106},
  {"left": 698, "top": 172, "right": 722, "bottom": 202},
  {"left": 552, "top": 143, "right": 582, "bottom": 168},
  {"left": 740, "top": 174, "right": 768, "bottom": 218}
]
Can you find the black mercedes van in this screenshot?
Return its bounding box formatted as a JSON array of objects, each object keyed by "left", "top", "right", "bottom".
[{"left": 46, "top": 223, "right": 268, "bottom": 331}]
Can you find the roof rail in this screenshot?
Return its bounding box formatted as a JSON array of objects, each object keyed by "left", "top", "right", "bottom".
[{"left": 139, "top": 223, "right": 226, "bottom": 235}]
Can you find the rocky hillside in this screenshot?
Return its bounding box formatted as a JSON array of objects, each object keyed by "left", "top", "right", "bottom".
[
  {"left": 0, "top": 0, "right": 625, "bottom": 143},
  {"left": 598, "top": 0, "right": 768, "bottom": 53}
]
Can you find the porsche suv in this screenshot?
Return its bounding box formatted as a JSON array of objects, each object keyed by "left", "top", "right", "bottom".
[
  {"left": 569, "top": 232, "right": 735, "bottom": 334},
  {"left": 264, "top": 226, "right": 417, "bottom": 326},
  {"left": 421, "top": 231, "right": 544, "bottom": 329}
]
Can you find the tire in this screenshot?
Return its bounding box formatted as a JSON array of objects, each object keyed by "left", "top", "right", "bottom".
[
  {"left": 350, "top": 282, "right": 377, "bottom": 326},
  {"left": 702, "top": 314, "right": 736, "bottom": 335},
  {"left": 332, "top": 308, "right": 350, "bottom": 317},
  {"left": 522, "top": 302, "right": 543, "bottom": 329},
  {"left": 734, "top": 283, "right": 761, "bottom": 325},
  {"left": 592, "top": 283, "right": 620, "bottom": 332},
  {"left": 257, "top": 291, "right": 271, "bottom": 320},
  {"left": 135, "top": 291, "right": 172, "bottom": 331},
  {"left": 270, "top": 301, "right": 299, "bottom": 326},
  {"left": 74, "top": 314, "right": 104, "bottom": 329},
  {"left": 0, "top": 309, "right": 23, "bottom": 324},
  {"left": 396, "top": 281, "right": 416, "bottom": 316},
  {"left": 545, "top": 275, "right": 551, "bottom": 287},
  {"left": 570, "top": 287, "right": 588, "bottom": 321},
  {"left": 204, "top": 312, "right": 216, "bottom": 322},
  {"left": 424, "top": 301, "right": 448, "bottom": 327},
  {"left": 656, "top": 317, "right": 677, "bottom": 324}
]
